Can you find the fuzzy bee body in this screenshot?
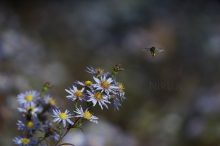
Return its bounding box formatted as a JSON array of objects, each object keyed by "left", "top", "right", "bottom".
[{"left": 142, "top": 47, "right": 164, "bottom": 57}]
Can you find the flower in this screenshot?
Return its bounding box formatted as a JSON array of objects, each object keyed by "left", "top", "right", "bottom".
[
  {"left": 74, "top": 106, "right": 98, "bottom": 124},
  {"left": 93, "top": 76, "right": 119, "bottom": 95},
  {"left": 44, "top": 95, "right": 57, "bottom": 106},
  {"left": 13, "top": 136, "right": 37, "bottom": 146},
  {"left": 118, "top": 91, "right": 126, "bottom": 101},
  {"left": 65, "top": 85, "right": 87, "bottom": 102},
  {"left": 85, "top": 67, "right": 96, "bottom": 74},
  {"left": 86, "top": 67, "right": 105, "bottom": 76},
  {"left": 43, "top": 95, "right": 58, "bottom": 111},
  {"left": 18, "top": 103, "right": 43, "bottom": 118},
  {"left": 17, "top": 119, "right": 41, "bottom": 135},
  {"left": 114, "top": 82, "right": 126, "bottom": 100},
  {"left": 76, "top": 80, "right": 93, "bottom": 87},
  {"left": 116, "top": 82, "right": 125, "bottom": 92},
  {"left": 87, "top": 90, "right": 110, "bottom": 109},
  {"left": 17, "top": 90, "right": 40, "bottom": 106},
  {"left": 52, "top": 109, "right": 74, "bottom": 127},
  {"left": 112, "top": 95, "right": 122, "bottom": 111}
]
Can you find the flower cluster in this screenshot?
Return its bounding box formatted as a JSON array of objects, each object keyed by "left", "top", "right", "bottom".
[
  {"left": 13, "top": 86, "right": 60, "bottom": 146},
  {"left": 13, "top": 65, "right": 126, "bottom": 146},
  {"left": 68, "top": 65, "right": 126, "bottom": 111}
]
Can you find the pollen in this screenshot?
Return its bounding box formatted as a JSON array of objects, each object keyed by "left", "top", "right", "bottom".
[
  {"left": 83, "top": 111, "right": 92, "bottom": 120},
  {"left": 101, "top": 81, "right": 110, "bottom": 89},
  {"left": 22, "top": 138, "right": 30, "bottom": 144},
  {"left": 74, "top": 90, "right": 83, "bottom": 98},
  {"left": 25, "top": 94, "right": 33, "bottom": 101},
  {"left": 49, "top": 99, "right": 56, "bottom": 106},
  {"left": 84, "top": 81, "right": 92, "bottom": 86},
  {"left": 59, "top": 112, "right": 67, "bottom": 120},
  {"left": 27, "top": 121, "right": 34, "bottom": 128},
  {"left": 94, "top": 92, "right": 103, "bottom": 100}
]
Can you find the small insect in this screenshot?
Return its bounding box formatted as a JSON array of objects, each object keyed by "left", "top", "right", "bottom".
[{"left": 142, "top": 47, "right": 164, "bottom": 57}]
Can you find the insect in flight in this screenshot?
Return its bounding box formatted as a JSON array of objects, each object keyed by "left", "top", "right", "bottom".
[{"left": 142, "top": 47, "right": 164, "bottom": 57}]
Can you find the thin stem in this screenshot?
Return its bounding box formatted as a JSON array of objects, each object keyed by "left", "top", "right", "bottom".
[
  {"left": 54, "top": 118, "right": 81, "bottom": 146},
  {"left": 54, "top": 128, "right": 70, "bottom": 146},
  {"left": 74, "top": 99, "right": 79, "bottom": 109},
  {"left": 36, "top": 136, "right": 46, "bottom": 145},
  {"left": 54, "top": 103, "right": 93, "bottom": 146}
]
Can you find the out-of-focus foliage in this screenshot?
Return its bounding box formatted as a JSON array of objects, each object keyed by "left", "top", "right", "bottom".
[{"left": 1, "top": 1, "right": 220, "bottom": 146}]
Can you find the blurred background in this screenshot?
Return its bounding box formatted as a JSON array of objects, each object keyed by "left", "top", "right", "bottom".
[{"left": 1, "top": 0, "right": 220, "bottom": 146}]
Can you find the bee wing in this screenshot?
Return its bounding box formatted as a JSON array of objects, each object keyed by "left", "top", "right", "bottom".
[
  {"left": 142, "top": 48, "right": 150, "bottom": 52},
  {"left": 155, "top": 48, "right": 164, "bottom": 52}
]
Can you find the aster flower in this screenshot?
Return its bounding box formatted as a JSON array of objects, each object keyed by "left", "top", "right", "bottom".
[
  {"left": 114, "top": 82, "right": 126, "bottom": 101},
  {"left": 52, "top": 109, "right": 74, "bottom": 127},
  {"left": 86, "top": 67, "right": 96, "bottom": 74},
  {"left": 17, "top": 119, "right": 41, "bottom": 135},
  {"left": 13, "top": 136, "right": 37, "bottom": 146},
  {"left": 18, "top": 103, "right": 43, "bottom": 118},
  {"left": 93, "top": 76, "right": 119, "bottom": 95},
  {"left": 17, "top": 90, "right": 40, "bottom": 106},
  {"left": 65, "top": 85, "right": 87, "bottom": 102},
  {"left": 43, "top": 121, "right": 59, "bottom": 141},
  {"left": 118, "top": 91, "right": 126, "bottom": 101},
  {"left": 74, "top": 106, "right": 98, "bottom": 124},
  {"left": 87, "top": 90, "right": 110, "bottom": 109},
  {"left": 43, "top": 95, "right": 58, "bottom": 111},
  {"left": 86, "top": 67, "right": 104, "bottom": 76},
  {"left": 112, "top": 95, "right": 122, "bottom": 111},
  {"left": 103, "top": 72, "right": 111, "bottom": 78},
  {"left": 44, "top": 95, "right": 57, "bottom": 106},
  {"left": 76, "top": 80, "right": 93, "bottom": 87},
  {"left": 115, "top": 82, "right": 125, "bottom": 92}
]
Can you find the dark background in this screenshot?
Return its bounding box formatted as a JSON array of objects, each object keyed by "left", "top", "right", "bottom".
[{"left": 1, "top": 1, "right": 220, "bottom": 146}]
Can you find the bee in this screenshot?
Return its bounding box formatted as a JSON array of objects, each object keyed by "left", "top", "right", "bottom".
[{"left": 142, "top": 47, "right": 164, "bottom": 57}]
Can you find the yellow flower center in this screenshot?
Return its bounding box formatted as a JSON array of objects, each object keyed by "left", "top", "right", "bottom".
[
  {"left": 27, "top": 121, "right": 34, "bottom": 128},
  {"left": 49, "top": 99, "right": 56, "bottom": 106},
  {"left": 59, "top": 112, "right": 67, "bottom": 120},
  {"left": 101, "top": 81, "right": 110, "bottom": 89},
  {"left": 25, "top": 94, "right": 33, "bottom": 101},
  {"left": 118, "top": 83, "right": 125, "bottom": 91},
  {"left": 84, "top": 81, "right": 92, "bottom": 86},
  {"left": 22, "top": 138, "right": 30, "bottom": 144},
  {"left": 83, "top": 111, "right": 92, "bottom": 120},
  {"left": 94, "top": 92, "right": 103, "bottom": 100},
  {"left": 74, "top": 90, "right": 83, "bottom": 98}
]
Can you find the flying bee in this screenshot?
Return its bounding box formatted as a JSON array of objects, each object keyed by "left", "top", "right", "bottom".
[{"left": 142, "top": 47, "right": 164, "bottom": 57}]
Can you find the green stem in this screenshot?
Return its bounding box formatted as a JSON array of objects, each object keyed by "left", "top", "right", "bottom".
[
  {"left": 74, "top": 99, "right": 79, "bottom": 109},
  {"left": 111, "top": 71, "right": 118, "bottom": 78}
]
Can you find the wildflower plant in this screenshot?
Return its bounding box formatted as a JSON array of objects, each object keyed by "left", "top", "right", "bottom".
[{"left": 13, "top": 64, "right": 126, "bottom": 146}]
